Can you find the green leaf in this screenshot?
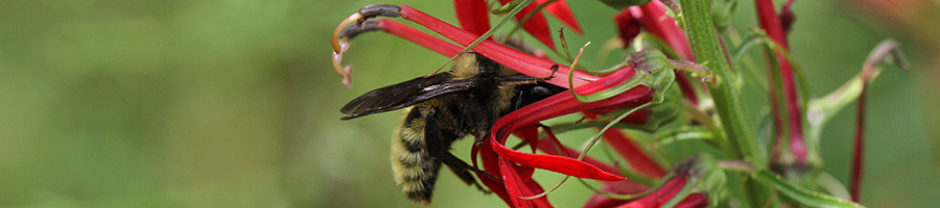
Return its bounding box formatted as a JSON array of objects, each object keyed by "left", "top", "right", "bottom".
[{"left": 755, "top": 170, "right": 865, "bottom": 208}]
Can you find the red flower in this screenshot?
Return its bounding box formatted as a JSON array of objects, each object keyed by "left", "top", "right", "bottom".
[
  {"left": 330, "top": 0, "right": 894, "bottom": 207},
  {"left": 582, "top": 154, "right": 721, "bottom": 208},
  {"left": 330, "top": 2, "right": 710, "bottom": 208}
]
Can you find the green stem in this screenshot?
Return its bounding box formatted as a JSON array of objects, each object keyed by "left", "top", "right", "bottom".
[
  {"left": 676, "top": 0, "right": 763, "bottom": 168},
  {"left": 676, "top": 0, "right": 772, "bottom": 207}
]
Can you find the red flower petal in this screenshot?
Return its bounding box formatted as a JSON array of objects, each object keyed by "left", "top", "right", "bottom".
[
  {"left": 601, "top": 129, "right": 667, "bottom": 178},
  {"left": 499, "top": 158, "right": 553, "bottom": 208},
  {"left": 674, "top": 193, "right": 708, "bottom": 208},
  {"left": 498, "top": 0, "right": 556, "bottom": 49},
  {"left": 380, "top": 20, "right": 462, "bottom": 57},
  {"left": 614, "top": 9, "right": 642, "bottom": 48},
  {"left": 483, "top": 66, "right": 652, "bottom": 181},
  {"left": 755, "top": 0, "right": 806, "bottom": 163},
  {"left": 582, "top": 108, "right": 650, "bottom": 124},
  {"left": 614, "top": 176, "right": 686, "bottom": 208},
  {"left": 536, "top": 136, "right": 619, "bottom": 174},
  {"left": 633, "top": 2, "right": 693, "bottom": 60},
  {"left": 583, "top": 185, "right": 633, "bottom": 208},
  {"left": 515, "top": 125, "right": 541, "bottom": 153},
  {"left": 394, "top": 7, "right": 601, "bottom": 86},
  {"left": 779, "top": 0, "right": 796, "bottom": 34},
  {"left": 631, "top": 3, "right": 700, "bottom": 105},
  {"left": 536, "top": 0, "right": 582, "bottom": 33},
  {"left": 491, "top": 136, "right": 625, "bottom": 181},
  {"left": 454, "top": 0, "right": 491, "bottom": 35},
  {"left": 476, "top": 139, "right": 513, "bottom": 205}
]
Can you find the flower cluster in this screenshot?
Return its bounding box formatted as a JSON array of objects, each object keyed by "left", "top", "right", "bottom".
[{"left": 331, "top": 0, "right": 903, "bottom": 207}]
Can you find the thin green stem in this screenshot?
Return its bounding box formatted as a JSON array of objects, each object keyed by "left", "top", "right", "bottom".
[
  {"left": 676, "top": 0, "right": 772, "bottom": 207},
  {"left": 677, "top": 0, "right": 763, "bottom": 168}
]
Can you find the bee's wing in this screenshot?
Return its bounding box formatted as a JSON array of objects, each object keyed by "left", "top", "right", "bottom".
[{"left": 340, "top": 73, "right": 475, "bottom": 120}]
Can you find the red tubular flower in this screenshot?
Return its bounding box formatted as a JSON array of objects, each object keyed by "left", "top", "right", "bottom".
[
  {"left": 497, "top": 0, "right": 555, "bottom": 49},
  {"left": 614, "top": 177, "right": 704, "bottom": 208},
  {"left": 583, "top": 154, "right": 719, "bottom": 208},
  {"left": 601, "top": 130, "right": 667, "bottom": 178},
  {"left": 480, "top": 70, "right": 651, "bottom": 206},
  {"left": 487, "top": 68, "right": 647, "bottom": 181},
  {"left": 454, "top": 0, "right": 490, "bottom": 35},
  {"left": 331, "top": 0, "right": 899, "bottom": 207},
  {"left": 331, "top": 5, "right": 598, "bottom": 87},
  {"left": 536, "top": 0, "right": 583, "bottom": 33},
  {"left": 400, "top": 5, "right": 599, "bottom": 86},
  {"left": 755, "top": 0, "right": 808, "bottom": 163},
  {"left": 615, "top": 1, "right": 700, "bottom": 105},
  {"left": 614, "top": 10, "right": 642, "bottom": 48},
  {"left": 632, "top": 1, "right": 694, "bottom": 60},
  {"left": 332, "top": 3, "right": 703, "bottom": 207}
]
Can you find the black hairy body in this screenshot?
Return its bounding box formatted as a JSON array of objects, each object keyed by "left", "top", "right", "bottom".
[{"left": 340, "top": 53, "right": 563, "bottom": 204}]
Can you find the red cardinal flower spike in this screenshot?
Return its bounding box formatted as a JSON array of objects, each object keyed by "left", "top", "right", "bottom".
[{"left": 331, "top": 0, "right": 898, "bottom": 207}]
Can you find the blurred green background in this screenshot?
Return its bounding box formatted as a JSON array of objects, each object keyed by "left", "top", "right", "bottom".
[{"left": 1, "top": 0, "right": 937, "bottom": 207}]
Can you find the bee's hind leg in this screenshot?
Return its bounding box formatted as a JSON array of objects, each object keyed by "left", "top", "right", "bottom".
[{"left": 439, "top": 151, "right": 497, "bottom": 194}]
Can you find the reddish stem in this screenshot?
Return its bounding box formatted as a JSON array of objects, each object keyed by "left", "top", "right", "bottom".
[{"left": 850, "top": 81, "right": 866, "bottom": 202}]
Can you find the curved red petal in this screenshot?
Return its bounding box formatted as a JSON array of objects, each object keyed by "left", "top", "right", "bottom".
[
  {"left": 674, "top": 193, "right": 709, "bottom": 208},
  {"left": 380, "top": 20, "right": 462, "bottom": 57},
  {"left": 498, "top": 0, "right": 555, "bottom": 49},
  {"left": 499, "top": 158, "right": 553, "bottom": 208},
  {"left": 536, "top": 137, "right": 619, "bottom": 174},
  {"left": 476, "top": 140, "right": 513, "bottom": 206},
  {"left": 583, "top": 183, "right": 647, "bottom": 208},
  {"left": 514, "top": 125, "right": 541, "bottom": 153},
  {"left": 499, "top": 158, "right": 531, "bottom": 208},
  {"left": 601, "top": 129, "right": 667, "bottom": 178},
  {"left": 536, "top": 0, "right": 582, "bottom": 33},
  {"left": 614, "top": 9, "right": 642, "bottom": 48},
  {"left": 635, "top": 2, "right": 694, "bottom": 60},
  {"left": 454, "top": 0, "right": 491, "bottom": 35},
  {"left": 393, "top": 7, "right": 601, "bottom": 86},
  {"left": 614, "top": 176, "right": 687, "bottom": 208},
  {"left": 491, "top": 137, "right": 625, "bottom": 181},
  {"left": 630, "top": 3, "right": 701, "bottom": 105}
]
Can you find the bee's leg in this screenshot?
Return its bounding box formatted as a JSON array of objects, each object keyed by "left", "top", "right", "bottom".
[
  {"left": 425, "top": 114, "right": 496, "bottom": 193},
  {"left": 439, "top": 152, "right": 494, "bottom": 194},
  {"left": 496, "top": 64, "right": 559, "bottom": 86}
]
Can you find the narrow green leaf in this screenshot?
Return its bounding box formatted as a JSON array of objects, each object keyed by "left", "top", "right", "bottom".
[{"left": 755, "top": 170, "right": 864, "bottom": 208}]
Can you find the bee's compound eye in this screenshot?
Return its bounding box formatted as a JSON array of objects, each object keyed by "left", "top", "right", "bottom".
[{"left": 530, "top": 86, "right": 557, "bottom": 97}]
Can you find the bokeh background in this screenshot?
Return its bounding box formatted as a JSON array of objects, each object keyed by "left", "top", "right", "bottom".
[{"left": 1, "top": 0, "right": 938, "bottom": 207}]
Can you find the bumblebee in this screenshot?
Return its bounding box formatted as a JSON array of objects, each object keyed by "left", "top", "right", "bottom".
[{"left": 340, "top": 53, "right": 563, "bottom": 204}]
